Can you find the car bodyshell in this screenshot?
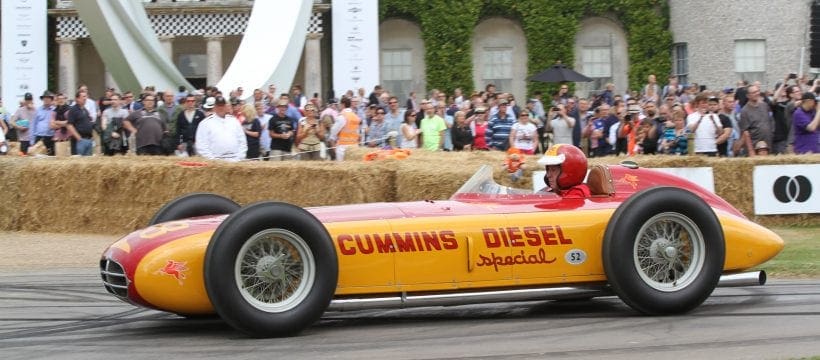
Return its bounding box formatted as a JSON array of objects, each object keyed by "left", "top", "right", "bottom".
[{"left": 101, "top": 164, "right": 784, "bottom": 315}]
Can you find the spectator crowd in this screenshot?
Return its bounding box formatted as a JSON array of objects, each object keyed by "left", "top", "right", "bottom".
[{"left": 0, "top": 74, "right": 818, "bottom": 160}]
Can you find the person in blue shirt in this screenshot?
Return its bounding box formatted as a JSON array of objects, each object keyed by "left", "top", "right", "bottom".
[
  {"left": 485, "top": 99, "right": 516, "bottom": 151},
  {"left": 32, "top": 91, "right": 57, "bottom": 155}
]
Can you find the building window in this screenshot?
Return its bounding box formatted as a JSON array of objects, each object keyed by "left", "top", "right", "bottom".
[
  {"left": 482, "top": 47, "right": 513, "bottom": 92},
  {"left": 381, "top": 49, "right": 412, "bottom": 101},
  {"left": 581, "top": 47, "right": 612, "bottom": 91},
  {"left": 673, "top": 43, "right": 688, "bottom": 85},
  {"left": 178, "top": 54, "right": 208, "bottom": 78},
  {"left": 735, "top": 40, "right": 766, "bottom": 83}
]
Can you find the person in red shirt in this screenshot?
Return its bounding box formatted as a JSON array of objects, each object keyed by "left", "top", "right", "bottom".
[{"left": 537, "top": 144, "right": 590, "bottom": 197}]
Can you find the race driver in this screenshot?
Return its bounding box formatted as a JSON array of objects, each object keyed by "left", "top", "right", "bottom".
[{"left": 537, "top": 144, "right": 590, "bottom": 197}]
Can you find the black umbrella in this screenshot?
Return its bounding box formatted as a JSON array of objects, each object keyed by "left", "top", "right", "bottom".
[{"left": 528, "top": 63, "right": 593, "bottom": 83}]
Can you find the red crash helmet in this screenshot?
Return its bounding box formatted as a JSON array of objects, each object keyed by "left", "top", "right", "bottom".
[{"left": 537, "top": 144, "right": 587, "bottom": 189}]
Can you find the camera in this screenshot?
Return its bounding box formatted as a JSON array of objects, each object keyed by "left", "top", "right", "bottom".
[
  {"left": 789, "top": 73, "right": 797, "bottom": 79},
  {"left": 551, "top": 106, "right": 559, "bottom": 111}
]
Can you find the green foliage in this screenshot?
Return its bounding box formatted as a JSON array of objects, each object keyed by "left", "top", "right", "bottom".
[{"left": 379, "top": 0, "right": 672, "bottom": 97}]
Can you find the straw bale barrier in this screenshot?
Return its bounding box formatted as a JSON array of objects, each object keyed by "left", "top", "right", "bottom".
[{"left": 0, "top": 152, "right": 817, "bottom": 234}]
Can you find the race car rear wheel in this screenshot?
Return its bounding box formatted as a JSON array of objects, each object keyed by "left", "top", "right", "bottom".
[
  {"left": 602, "top": 187, "right": 725, "bottom": 315},
  {"left": 204, "top": 202, "right": 337, "bottom": 337},
  {"left": 149, "top": 193, "right": 240, "bottom": 225}
]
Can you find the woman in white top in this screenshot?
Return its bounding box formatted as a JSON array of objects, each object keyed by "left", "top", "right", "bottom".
[
  {"left": 509, "top": 111, "right": 538, "bottom": 154},
  {"left": 546, "top": 104, "right": 575, "bottom": 146},
  {"left": 399, "top": 110, "right": 419, "bottom": 149}
]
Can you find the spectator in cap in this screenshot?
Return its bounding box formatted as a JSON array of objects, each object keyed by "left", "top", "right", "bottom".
[
  {"left": 486, "top": 99, "right": 515, "bottom": 151},
  {"left": 267, "top": 99, "right": 296, "bottom": 161},
  {"left": 195, "top": 96, "right": 247, "bottom": 161},
  {"left": 792, "top": 92, "right": 820, "bottom": 154},
  {"left": 10, "top": 92, "right": 37, "bottom": 154},
  {"left": 31, "top": 91, "right": 57, "bottom": 155}
]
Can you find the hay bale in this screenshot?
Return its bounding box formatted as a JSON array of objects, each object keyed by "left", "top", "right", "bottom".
[
  {"left": 0, "top": 158, "right": 23, "bottom": 231},
  {"left": 1, "top": 152, "right": 818, "bottom": 234},
  {"left": 14, "top": 156, "right": 396, "bottom": 234}
]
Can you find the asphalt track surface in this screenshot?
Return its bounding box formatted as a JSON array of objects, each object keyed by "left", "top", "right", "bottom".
[{"left": 0, "top": 269, "right": 818, "bottom": 359}]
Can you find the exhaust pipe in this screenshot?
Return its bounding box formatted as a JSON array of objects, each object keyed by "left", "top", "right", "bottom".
[
  {"left": 327, "top": 271, "right": 767, "bottom": 312},
  {"left": 328, "top": 285, "right": 610, "bottom": 312},
  {"left": 718, "top": 270, "right": 766, "bottom": 287}
]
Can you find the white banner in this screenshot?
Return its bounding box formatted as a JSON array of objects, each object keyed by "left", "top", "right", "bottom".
[
  {"left": 753, "top": 164, "right": 820, "bottom": 215},
  {"left": 532, "top": 167, "right": 715, "bottom": 194},
  {"left": 2, "top": 0, "right": 47, "bottom": 106},
  {"left": 332, "top": 0, "right": 379, "bottom": 98},
  {"left": 653, "top": 167, "right": 715, "bottom": 193}
]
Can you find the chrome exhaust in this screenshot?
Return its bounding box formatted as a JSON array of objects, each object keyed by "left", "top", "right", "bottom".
[
  {"left": 717, "top": 270, "right": 766, "bottom": 287},
  {"left": 328, "top": 285, "right": 610, "bottom": 312},
  {"left": 327, "top": 271, "right": 767, "bottom": 312}
]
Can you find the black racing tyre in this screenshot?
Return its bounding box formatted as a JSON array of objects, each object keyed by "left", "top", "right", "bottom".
[
  {"left": 602, "top": 187, "right": 725, "bottom": 315},
  {"left": 149, "top": 193, "right": 240, "bottom": 225},
  {"left": 204, "top": 202, "right": 338, "bottom": 338}
]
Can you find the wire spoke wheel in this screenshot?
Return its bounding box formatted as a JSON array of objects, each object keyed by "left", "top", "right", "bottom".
[
  {"left": 634, "top": 212, "right": 704, "bottom": 291},
  {"left": 603, "top": 187, "right": 724, "bottom": 315},
  {"left": 235, "top": 229, "right": 315, "bottom": 313}
]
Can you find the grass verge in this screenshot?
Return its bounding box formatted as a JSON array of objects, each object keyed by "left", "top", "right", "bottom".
[{"left": 762, "top": 227, "right": 820, "bottom": 278}]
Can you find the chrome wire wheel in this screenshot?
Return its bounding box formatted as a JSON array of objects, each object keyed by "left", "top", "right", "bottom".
[
  {"left": 633, "top": 212, "right": 705, "bottom": 292},
  {"left": 234, "top": 229, "right": 315, "bottom": 313}
]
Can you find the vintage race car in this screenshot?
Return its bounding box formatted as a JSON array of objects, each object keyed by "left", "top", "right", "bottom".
[{"left": 100, "top": 163, "right": 784, "bottom": 337}]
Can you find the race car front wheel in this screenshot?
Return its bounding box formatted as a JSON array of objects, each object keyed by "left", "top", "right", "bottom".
[
  {"left": 149, "top": 193, "right": 240, "bottom": 225},
  {"left": 204, "top": 202, "right": 338, "bottom": 337},
  {"left": 602, "top": 187, "right": 725, "bottom": 315}
]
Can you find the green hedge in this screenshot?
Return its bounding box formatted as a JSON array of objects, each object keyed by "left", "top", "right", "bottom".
[{"left": 379, "top": 0, "right": 673, "bottom": 97}]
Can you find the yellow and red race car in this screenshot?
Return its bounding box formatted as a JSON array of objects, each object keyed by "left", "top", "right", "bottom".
[{"left": 100, "top": 164, "right": 784, "bottom": 338}]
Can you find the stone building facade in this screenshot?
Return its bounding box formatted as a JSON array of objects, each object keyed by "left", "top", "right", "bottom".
[
  {"left": 4, "top": 1, "right": 812, "bottom": 103},
  {"left": 668, "top": 0, "right": 813, "bottom": 91}
]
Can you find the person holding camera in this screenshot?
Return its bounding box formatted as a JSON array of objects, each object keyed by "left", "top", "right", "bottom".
[
  {"left": 545, "top": 104, "right": 575, "bottom": 147},
  {"left": 792, "top": 92, "right": 820, "bottom": 154},
  {"left": 771, "top": 74, "right": 801, "bottom": 154},
  {"left": 686, "top": 94, "right": 723, "bottom": 156}
]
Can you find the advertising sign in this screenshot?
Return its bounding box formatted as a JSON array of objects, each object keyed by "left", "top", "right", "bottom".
[
  {"left": 332, "top": 0, "right": 379, "bottom": 97},
  {"left": 2, "top": 0, "right": 47, "bottom": 106},
  {"left": 753, "top": 164, "right": 820, "bottom": 215}
]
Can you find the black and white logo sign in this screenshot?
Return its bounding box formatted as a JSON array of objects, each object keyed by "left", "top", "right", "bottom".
[
  {"left": 772, "top": 176, "right": 812, "bottom": 203},
  {"left": 754, "top": 165, "right": 820, "bottom": 215}
]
